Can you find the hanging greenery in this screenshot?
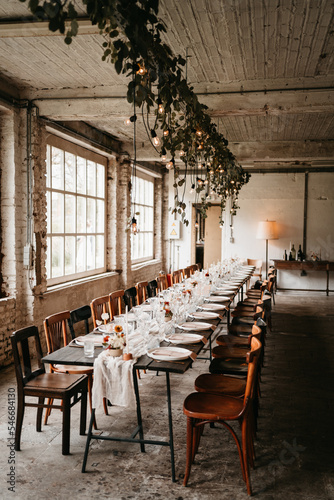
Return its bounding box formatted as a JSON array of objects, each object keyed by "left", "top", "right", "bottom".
[{"left": 20, "top": 0, "right": 250, "bottom": 224}]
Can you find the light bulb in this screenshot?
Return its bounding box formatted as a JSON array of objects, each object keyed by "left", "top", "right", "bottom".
[
  {"left": 136, "top": 64, "right": 147, "bottom": 75},
  {"left": 131, "top": 217, "right": 138, "bottom": 234},
  {"left": 153, "top": 136, "right": 160, "bottom": 146},
  {"left": 179, "top": 150, "right": 185, "bottom": 157},
  {"left": 166, "top": 161, "right": 174, "bottom": 170},
  {"left": 163, "top": 129, "right": 169, "bottom": 137},
  {"left": 204, "top": 179, "right": 209, "bottom": 185},
  {"left": 189, "top": 183, "right": 195, "bottom": 194},
  {"left": 161, "top": 155, "right": 167, "bottom": 162},
  {"left": 124, "top": 118, "right": 131, "bottom": 125},
  {"left": 196, "top": 129, "right": 202, "bottom": 137},
  {"left": 195, "top": 220, "right": 199, "bottom": 228},
  {"left": 158, "top": 104, "right": 164, "bottom": 114}
]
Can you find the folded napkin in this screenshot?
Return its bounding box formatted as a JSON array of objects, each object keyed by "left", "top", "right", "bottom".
[{"left": 92, "top": 351, "right": 137, "bottom": 409}]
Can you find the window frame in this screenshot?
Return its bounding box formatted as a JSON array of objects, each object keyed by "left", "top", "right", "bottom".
[
  {"left": 46, "top": 135, "right": 107, "bottom": 286},
  {"left": 131, "top": 169, "right": 155, "bottom": 264}
]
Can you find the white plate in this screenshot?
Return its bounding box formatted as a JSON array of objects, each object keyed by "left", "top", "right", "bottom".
[
  {"left": 75, "top": 334, "right": 105, "bottom": 346},
  {"left": 205, "top": 296, "right": 231, "bottom": 302},
  {"left": 97, "top": 324, "right": 115, "bottom": 333},
  {"left": 167, "top": 333, "right": 203, "bottom": 344},
  {"left": 147, "top": 346, "right": 192, "bottom": 361},
  {"left": 178, "top": 321, "right": 213, "bottom": 331},
  {"left": 189, "top": 311, "right": 220, "bottom": 320},
  {"left": 198, "top": 303, "right": 226, "bottom": 311},
  {"left": 213, "top": 290, "right": 236, "bottom": 295},
  {"left": 133, "top": 304, "right": 153, "bottom": 313}
]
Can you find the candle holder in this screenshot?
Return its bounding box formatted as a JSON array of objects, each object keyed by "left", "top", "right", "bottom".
[{"left": 122, "top": 352, "right": 133, "bottom": 361}]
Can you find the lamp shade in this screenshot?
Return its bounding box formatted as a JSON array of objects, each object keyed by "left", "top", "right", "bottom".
[{"left": 256, "top": 220, "right": 278, "bottom": 240}]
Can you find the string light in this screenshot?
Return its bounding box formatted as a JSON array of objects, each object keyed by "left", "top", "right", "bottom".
[
  {"left": 131, "top": 217, "right": 138, "bottom": 234},
  {"left": 166, "top": 160, "right": 174, "bottom": 170},
  {"left": 189, "top": 183, "right": 195, "bottom": 194},
  {"left": 163, "top": 129, "right": 169, "bottom": 137},
  {"left": 179, "top": 150, "right": 185, "bottom": 157}
]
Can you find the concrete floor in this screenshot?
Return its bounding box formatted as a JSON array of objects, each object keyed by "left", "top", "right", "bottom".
[{"left": 1, "top": 291, "right": 334, "bottom": 500}]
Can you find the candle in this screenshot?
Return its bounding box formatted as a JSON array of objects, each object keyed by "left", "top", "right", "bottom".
[{"left": 125, "top": 305, "right": 129, "bottom": 354}]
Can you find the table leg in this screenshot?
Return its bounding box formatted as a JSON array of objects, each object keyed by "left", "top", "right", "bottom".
[
  {"left": 166, "top": 372, "right": 176, "bottom": 482},
  {"left": 62, "top": 395, "right": 70, "bottom": 455},
  {"left": 82, "top": 408, "right": 95, "bottom": 472},
  {"left": 132, "top": 366, "right": 145, "bottom": 453}
]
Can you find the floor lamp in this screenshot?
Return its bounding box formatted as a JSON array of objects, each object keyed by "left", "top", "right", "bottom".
[{"left": 256, "top": 220, "right": 278, "bottom": 279}]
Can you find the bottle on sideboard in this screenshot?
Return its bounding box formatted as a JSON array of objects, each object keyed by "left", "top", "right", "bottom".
[
  {"left": 297, "top": 244, "right": 303, "bottom": 261},
  {"left": 289, "top": 251, "right": 292, "bottom": 261},
  {"left": 290, "top": 244, "right": 296, "bottom": 260},
  {"left": 284, "top": 250, "right": 287, "bottom": 260}
]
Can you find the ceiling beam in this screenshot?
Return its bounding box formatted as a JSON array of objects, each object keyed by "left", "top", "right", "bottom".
[{"left": 0, "top": 19, "right": 100, "bottom": 38}]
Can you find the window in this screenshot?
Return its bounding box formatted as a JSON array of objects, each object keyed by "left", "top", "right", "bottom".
[
  {"left": 46, "top": 136, "right": 106, "bottom": 285},
  {"left": 131, "top": 171, "right": 154, "bottom": 263}
]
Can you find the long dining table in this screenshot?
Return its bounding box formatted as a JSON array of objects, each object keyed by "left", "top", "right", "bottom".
[{"left": 41, "top": 268, "right": 253, "bottom": 481}]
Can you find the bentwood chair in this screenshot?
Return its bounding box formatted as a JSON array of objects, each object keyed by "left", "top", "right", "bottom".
[
  {"left": 124, "top": 287, "right": 138, "bottom": 309},
  {"left": 183, "top": 337, "right": 262, "bottom": 494},
  {"left": 109, "top": 289, "right": 124, "bottom": 318},
  {"left": 136, "top": 281, "right": 148, "bottom": 305},
  {"left": 68, "top": 305, "right": 91, "bottom": 339},
  {"left": 43, "top": 311, "right": 97, "bottom": 429},
  {"left": 11, "top": 326, "right": 88, "bottom": 455},
  {"left": 90, "top": 295, "right": 111, "bottom": 327},
  {"left": 172, "top": 269, "right": 182, "bottom": 284},
  {"left": 247, "top": 259, "right": 262, "bottom": 280},
  {"left": 156, "top": 274, "right": 168, "bottom": 292},
  {"left": 147, "top": 279, "right": 158, "bottom": 297}
]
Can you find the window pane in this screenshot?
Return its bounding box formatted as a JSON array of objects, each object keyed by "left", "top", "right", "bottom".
[
  {"left": 51, "top": 147, "right": 64, "bottom": 190},
  {"left": 96, "top": 199, "right": 104, "bottom": 233},
  {"left": 46, "top": 236, "right": 51, "bottom": 278},
  {"left": 65, "top": 152, "right": 76, "bottom": 192},
  {"left": 65, "top": 236, "right": 76, "bottom": 275},
  {"left": 65, "top": 195, "right": 75, "bottom": 233},
  {"left": 77, "top": 157, "right": 86, "bottom": 194},
  {"left": 87, "top": 235, "right": 95, "bottom": 270},
  {"left": 96, "top": 164, "right": 105, "bottom": 198},
  {"left": 87, "top": 198, "right": 96, "bottom": 233},
  {"left": 76, "top": 235, "right": 86, "bottom": 272},
  {"left": 87, "top": 161, "right": 96, "bottom": 196},
  {"left": 77, "top": 196, "right": 86, "bottom": 233},
  {"left": 52, "top": 236, "right": 64, "bottom": 278},
  {"left": 52, "top": 192, "right": 64, "bottom": 233},
  {"left": 96, "top": 235, "right": 104, "bottom": 268},
  {"left": 46, "top": 191, "right": 51, "bottom": 234}
]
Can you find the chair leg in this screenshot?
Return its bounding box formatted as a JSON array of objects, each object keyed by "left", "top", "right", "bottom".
[
  {"left": 15, "top": 395, "right": 25, "bottom": 451},
  {"left": 44, "top": 397, "right": 53, "bottom": 425},
  {"left": 183, "top": 417, "right": 194, "bottom": 487},
  {"left": 103, "top": 398, "right": 108, "bottom": 415},
  {"left": 36, "top": 396, "right": 44, "bottom": 432},
  {"left": 242, "top": 418, "right": 252, "bottom": 495},
  {"left": 80, "top": 387, "right": 87, "bottom": 436}
]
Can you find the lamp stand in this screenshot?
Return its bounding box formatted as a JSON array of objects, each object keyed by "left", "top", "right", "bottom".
[{"left": 265, "top": 239, "right": 268, "bottom": 280}]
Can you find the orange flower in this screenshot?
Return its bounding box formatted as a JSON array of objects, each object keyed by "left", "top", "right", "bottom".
[
  {"left": 103, "top": 335, "right": 110, "bottom": 342},
  {"left": 114, "top": 324, "right": 123, "bottom": 333}
]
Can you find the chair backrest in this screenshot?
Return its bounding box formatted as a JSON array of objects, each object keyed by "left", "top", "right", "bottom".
[
  {"left": 247, "top": 259, "right": 262, "bottom": 276},
  {"left": 123, "top": 287, "right": 137, "bottom": 309},
  {"left": 189, "top": 264, "right": 198, "bottom": 274},
  {"left": 156, "top": 274, "right": 168, "bottom": 292},
  {"left": 68, "top": 305, "right": 91, "bottom": 339},
  {"left": 136, "top": 281, "right": 148, "bottom": 305},
  {"left": 243, "top": 336, "right": 262, "bottom": 403},
  {"left": 90, "top": 295, "right": 111, "bottom": 328},
  {"left": 172, "top": 269, "right": 182, "bottom": 284},
  {"left": 44, "top": 310, "right": 71, "bottom": 353},
  {"left": 182, "top": 267, "right": 192, "bottom": 279},
  {"left": 109, "top": 289, "right": 124, "bottom": 318},
  {"left": 11, "top": 326, "right": 45, "bottom": 392},
  {"left": 147, "top": 279, "right": 158, "bottom": 297}
]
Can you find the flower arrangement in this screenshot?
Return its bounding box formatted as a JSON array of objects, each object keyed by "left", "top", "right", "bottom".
[
  {"left": 103, "top": 325, "right": 126, "bottom": 351},
  {"left": 310, "top": 251, "right": 320, "bottom": 262},
  {"left": 96, "top": 312, "right": 110, "bottom": 326}
]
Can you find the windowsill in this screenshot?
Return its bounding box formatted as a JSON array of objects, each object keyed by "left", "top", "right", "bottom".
[
  {"left": 131, "top": 258, "right": 161, "bottom": 271},
  {"left": 46, "top": 270, "right": 119, "bottom": 293}
]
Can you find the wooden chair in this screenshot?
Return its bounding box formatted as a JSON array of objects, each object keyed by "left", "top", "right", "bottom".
[
  {"left": 156, "top": 274, "right": 168, "bottom": 292},
  {"left": 182, "top": 337, "right": 262, "bottom": 494},
  {"left": 109, "top": 289, "right": 124, "bottom": 318},
  {"left": 172, "top": 269, "right": 182, "bottom": 284},
  {"left": 124, "top": 286, "right": 138, "bottom": 309},
  {"left": 68, "top": 305, "right": 91, "bottom": 339},
  {"left": 247, "top": 259, "right": 262, "bottom": 280},
  {"left": 182, "top": 267, "right": 192, "bottom": 279},
  {"left": 43, "top": 311, "right": 98, "bottom": 429},
  {"left": 147, "top": 279, "right": 158, "bottom": 297},
  {"left": 136, "top": 281, "right": 148, "bottom": 305},
  {"left": 10, "top": 325, "right": 88, "bottom": 455},
  {"left": 90, "top": 295, "right": 111, "bottom": 328}
]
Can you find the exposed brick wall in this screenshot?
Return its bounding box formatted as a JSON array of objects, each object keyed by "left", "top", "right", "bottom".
[{"left": 0, "top": 297, "right": 16, "bottom": 366}]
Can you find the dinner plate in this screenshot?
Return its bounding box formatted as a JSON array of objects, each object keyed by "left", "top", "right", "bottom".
[
  {"left": 213, "top": 290, "right": 236, "bottom": 295},
  {"left": 205, "top": 296, "right": 231, "bottom": 302},
  {"left": 147, "top": 346, "right": 192, "bottom": 361},
  {"left": 189, "top": 311, "right": 220, "bottom": 320},
  {"left": 178, "top": 321, "right": 213, "bottom": 331},
  {"left": 133, "top": 304, "right": 153, "bottom": 313},
  {"left": 75, "top": 334, "right": 105, "bottom": 346},
  {"left": 97, "top": 324, "right": 115, "bottom": 333},
  {"left": 167, "top": 333, "right": 203, "bottom": 344},
  {"left": 198, "top": 303, "right": 227, "bottom": 311}
]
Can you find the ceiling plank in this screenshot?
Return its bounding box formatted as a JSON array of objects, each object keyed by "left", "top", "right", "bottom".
[{"left": 0, "top": 19, "right": 100, "bottom": 38}]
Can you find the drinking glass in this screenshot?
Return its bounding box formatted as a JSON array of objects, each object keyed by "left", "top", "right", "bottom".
[{"left": 84, "top": 340, "right": 94, "bottom": 357}]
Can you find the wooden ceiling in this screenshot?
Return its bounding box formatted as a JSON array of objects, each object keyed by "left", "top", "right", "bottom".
[{"left": 0, "top": 0, "right": 333, "bottom": 171}]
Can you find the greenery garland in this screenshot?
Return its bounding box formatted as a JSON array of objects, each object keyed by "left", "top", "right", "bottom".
[{"left": 20, "top": 0, "right": 250, "bottom": 225}]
